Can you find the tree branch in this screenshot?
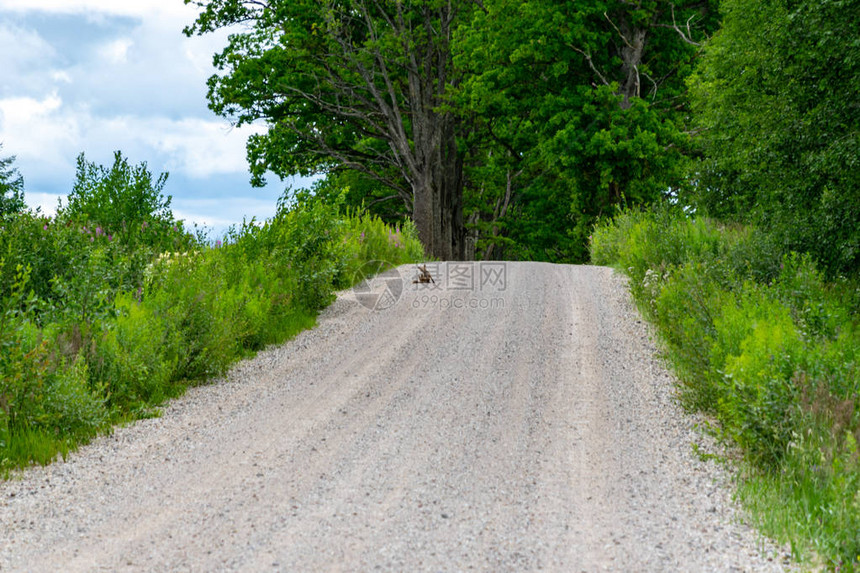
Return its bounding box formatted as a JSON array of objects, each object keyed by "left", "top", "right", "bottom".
[
  {"left": 653, "top": 5, "right": 704, "bottom": 47},
  {"left": 604, "top": 12, "right": 634, "bottom": 49},
  {"left": 568, "top": 45, "right": 611, "bottom": 87}
]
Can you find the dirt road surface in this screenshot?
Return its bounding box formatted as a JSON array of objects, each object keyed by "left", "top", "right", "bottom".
[{"left": 0, "top": 263, "right": 790, "bottom": 571}]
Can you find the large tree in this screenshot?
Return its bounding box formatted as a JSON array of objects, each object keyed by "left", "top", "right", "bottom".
[
  {"left": 455, "top": 0, "right": 717, "bottom": 261},
  {"left": 184, "top": 0, "right": 476, "bottom": 259}
]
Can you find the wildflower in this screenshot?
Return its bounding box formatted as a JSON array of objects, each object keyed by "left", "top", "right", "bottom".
[
  {"left": 107, "top": 234, "right": 113, "bottom": 241},
  {"left": 142, "top": 221, "right": 149, "bottom": 230},
  {"left": 96, "top": 226, "right": 104, "bottom": 237},
  {"left": 43, "top": 224, "right": 48, "bottom": 231},
  {"left": 360, "top": 232, "right": 365, "bottom": 243},
  {"left": 215, "top": 240, "right": 222, "bottom": 248}
]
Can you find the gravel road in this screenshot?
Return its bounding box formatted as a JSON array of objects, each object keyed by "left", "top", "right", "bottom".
[{"left": 0, "top": 263, "right": 791, "bottom": 572}]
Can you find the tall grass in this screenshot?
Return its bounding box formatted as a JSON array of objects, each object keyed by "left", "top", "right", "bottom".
[
  {"left": 591, "top": 206, "right": 860, "bottom": 570},
  {"left": 0, "top": 191, "right": 423, "bottom": 474}
]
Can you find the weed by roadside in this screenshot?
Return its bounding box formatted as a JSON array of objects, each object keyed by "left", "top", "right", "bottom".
[
  {"left": 1, "top": 159, "right": 423, "bottom": 475},
  {"left": 591, "top": 206, "right": 860, "bottom": 570}
]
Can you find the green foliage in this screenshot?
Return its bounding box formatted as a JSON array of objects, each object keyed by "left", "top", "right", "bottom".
[
  {"left": 0, "top": 144, "right": 25, "bottom": 219},
  {"left": 93, "top": 292, "right": 175, "bottom": 412},
  {"left": 455, "top": 0, "right": 717, "bottom": 261},
  {"left": 592, "top": 206, "right": 860, "bottom": 568},
  {"left": 59, "top": 151, "right": 175, "bottom": 234},
  {"left": 185, "top": 0, "right": 473, "bottom": 258},
  {"left": 1, "top": 184, "right": 423, "bottom": 473},
  {"left": 0, "top": 152, "right": 196, "bottom": 329},
  {"left": 185, "top": 0, "right": 720, "bottom": 261},
  {"left": 688, "top": 0, "right": 860, "bottom": 276},
  {"left": 311, "top": 172, "right": 411, "bottom": 228}
]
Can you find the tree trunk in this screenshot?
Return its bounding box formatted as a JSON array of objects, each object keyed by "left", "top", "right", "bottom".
[
  {"left": 411, "top": 124, "right": 465, "bottom": 261},
  {"left": 618, "top": 19, "right": 647, "bottom": 109}
]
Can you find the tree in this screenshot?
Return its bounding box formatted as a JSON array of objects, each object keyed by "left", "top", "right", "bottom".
[
  {"left": 0, "top": 144, "right": 25, "bottom": 218},
  {"left": 310, "top": 169, "right": 412, "bottom": 226},
  {"left": 184, "top": 0, "right": 479, "bottom": 259},
  {"left": 59, "top": 151, "right": 174, "bottom": 231},
  {"left": 455, "top": 0, "right": 717, "bottom": 261},
  {"left": 689, "top": 0, "right": 860, "bottom": 275}
]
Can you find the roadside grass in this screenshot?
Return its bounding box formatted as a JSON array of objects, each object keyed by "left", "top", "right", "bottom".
[
  {"left": 1, "top": 186, "right": 423, "bottom": 475},
  {"left": 591, "top": 206, "right": 860, "bottom": 571}
]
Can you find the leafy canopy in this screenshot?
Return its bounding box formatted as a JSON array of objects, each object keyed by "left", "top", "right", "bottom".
[
  {"left": 689, "top": 0, "right": 860, "bottom": 275},
  {"left": 454, "top": 0, "right": 717, "bottom": 261}
]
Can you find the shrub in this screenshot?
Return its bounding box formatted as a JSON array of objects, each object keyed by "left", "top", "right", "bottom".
[
  {"left": 592, "top": 206, "right": 860, "bottom": 568},
  {"left": 59, "top": 151, "right": 174, "bottom": 233},
  {"left": 0, "top": 145, "right": 25, "bottom": 219},
  {"left": 1, "top": 182, "right": 425, "bottom": 475}
]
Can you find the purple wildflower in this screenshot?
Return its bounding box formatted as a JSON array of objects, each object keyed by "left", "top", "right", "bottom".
[
  {"left": 215, "top": 240, "right": 222, "bottom": 248},
  {"left": 96, "top": 226, "right": 104, "bottom": 237}
]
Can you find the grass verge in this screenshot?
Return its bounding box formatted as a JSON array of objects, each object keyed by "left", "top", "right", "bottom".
[
  {"left": 591, "top": 206, "right": 860, "bottom": 571},
  {"left": 1, "top": 191, "right": 424, "bottom": 475}
]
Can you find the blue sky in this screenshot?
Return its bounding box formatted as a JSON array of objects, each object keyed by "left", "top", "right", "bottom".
[{"left": 0, "top": 0, "right": 315, "bottom": 236}]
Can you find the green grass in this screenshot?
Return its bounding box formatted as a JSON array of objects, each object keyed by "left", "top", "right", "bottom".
[
  {"left": 1, "top": 190, "right": 424, "bottom": 475},
  {"left": 591, "top": 205, "right": 860, "bottom": 570},
  {"left": 1, "top": 428, "right": 78, "bottom": 475}
]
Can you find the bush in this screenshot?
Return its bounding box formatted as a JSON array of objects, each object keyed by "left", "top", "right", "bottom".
[
  {"left": 59, "top": 151, "right": 175, "bottom": 233},
  {"left": 1, "top": 179, "right": 425, "bottom": 474},
  {"left": 0, "top": 145, "right": 25, "bottom": 219},
  {"left": 592, "top": 206, "right": 860, "bottom": 568}
]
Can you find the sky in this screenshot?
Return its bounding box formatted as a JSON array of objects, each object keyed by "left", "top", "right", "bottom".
[{"left": 0, "top": 0, "right": 314, "bottom": 236}]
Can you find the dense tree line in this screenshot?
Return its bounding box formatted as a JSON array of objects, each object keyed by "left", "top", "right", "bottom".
[
  {"left": 688, "top": 0, "right": 859, "bottom": 276},
  {"left": 185, "top": 0, "right": 856, "bottom": 272}
]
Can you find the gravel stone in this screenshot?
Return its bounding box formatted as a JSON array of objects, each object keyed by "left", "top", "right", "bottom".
[{"left": 0, "top": 264, "right": 793, "bottom": 572}]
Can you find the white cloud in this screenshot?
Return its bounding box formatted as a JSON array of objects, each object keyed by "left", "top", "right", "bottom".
[
  {"left": 0, "top": 0, "right": 198, "bottom": 21},
  {"left": 0, "top": 22, "right": 63, "bottom": 96},
  {"left": 25, "top": 191, "right": 62, "bottom": 216},
  {"left": 0, "top": 1, "right": 294, "bottom": 231},
  {"left": 50, "top": 70, "right": 73, "bottom": 84},
  {"left": 0, "top": 93, "right": 80, "bottom": 169},
  {"left": 171, "top": 196, "right": 284, "bottom": 235},
  {"left": 146, "top": 119, "right": 265, "bottom": 178},
  {"left": 0, "top": 21, "right": 54, "bottom": 65},
  {"left": 170, "top": 207, "right": 236, "bottom": 230},
  {"left": 98, "top": 37, "right": 133, "bottom": 64},
  {"left": 83, "top": 115, "right": 264, "bottom": 179},
  {"left": 0, "top": 90, "right": 264, "bottom": 180}
]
